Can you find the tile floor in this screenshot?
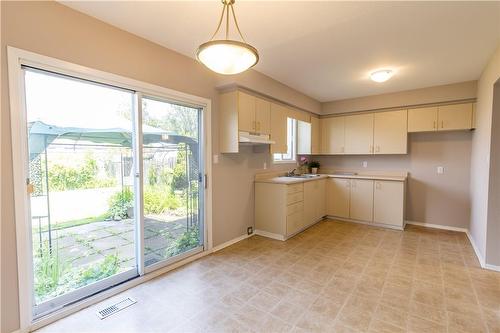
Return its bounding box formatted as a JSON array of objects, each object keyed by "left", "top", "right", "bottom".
[{"left": 37, "top": 219, "right": 500, "bottom": 333}]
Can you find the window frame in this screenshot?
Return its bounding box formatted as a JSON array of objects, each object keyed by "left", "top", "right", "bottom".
[{"left": 273, "top": 117, "right": 298, "bottom": 164}]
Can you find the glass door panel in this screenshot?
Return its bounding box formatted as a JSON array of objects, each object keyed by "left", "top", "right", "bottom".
[
  {"left": 23, "top": 68, "right": 138, "bottom": 316},
  {"left": 141, "top": 97, "right": 203, "bottom": 267}
]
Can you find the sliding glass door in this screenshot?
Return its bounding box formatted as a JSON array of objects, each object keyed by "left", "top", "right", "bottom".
[
  {"left": 141, "top": 97, "right": 204, "bottom": 269},
  {"left": 21, "top": 67, "right": 205, "bottom": 318}
]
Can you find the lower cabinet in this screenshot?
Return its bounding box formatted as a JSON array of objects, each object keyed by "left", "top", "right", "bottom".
[
  {"left": 326, "top": 177, "right": 405, "bottom": 229},
  {"left": 255, "top": 179, "right": 326, "bottom": 240},
  {"left": 326, "top": 178, "right": 350, "bottom": 218},
  {"left": 373, "top": 180, "right": 405, "bottom": 227},
  {"left": 349, "top": 179, "right": 374, "bottom": 222}
]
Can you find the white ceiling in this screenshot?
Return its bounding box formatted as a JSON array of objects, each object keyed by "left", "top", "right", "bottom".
[{"left": 62, "top": 1, "right": 500, "bottom": 102}]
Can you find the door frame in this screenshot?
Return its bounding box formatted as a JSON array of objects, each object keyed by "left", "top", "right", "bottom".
[{"left": 7, "top": 46, "right": 213, "bottom": 330}]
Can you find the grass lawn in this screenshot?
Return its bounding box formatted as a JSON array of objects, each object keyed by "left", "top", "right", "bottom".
[{"left": 33, "top": 213, "right": 110, "bottom": 233}]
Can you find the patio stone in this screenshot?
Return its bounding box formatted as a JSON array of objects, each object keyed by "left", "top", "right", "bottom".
[
  {"left": 102, "top": 243, "right": 135, "bottom": 261},
  {"left": 71, "top": 252, "right": 105, "bottom": 267},
  {"left": 92, "top": 235, "right": 131, "bottom": 251}
]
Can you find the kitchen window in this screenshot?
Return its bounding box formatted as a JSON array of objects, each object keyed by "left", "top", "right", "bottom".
[{"left": 273, "top": 117, "right": 297, "bottom": 163}]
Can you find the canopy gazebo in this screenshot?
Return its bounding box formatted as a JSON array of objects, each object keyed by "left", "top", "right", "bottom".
[{"left": 28, "top": 120, "right": 199, "bottom": 252}]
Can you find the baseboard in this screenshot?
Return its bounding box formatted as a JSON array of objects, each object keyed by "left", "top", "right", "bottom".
[
  {"left": 466, "top": 230, "right": 486, "bottom": 268},
  {"left": 327, "top": 216, "right": 404, "bottom": 231},
  {"left": 254, "top": 229, "right": 286, "bottom": 241},
  {"left": 405, "top": 220, "right": 468, "bottom": 233},
  {"left": 211, "top": 233, "right": 253, "bottom": 252},
  {"left": 484, "top": 263, "right": 500, "bottom": 272}
]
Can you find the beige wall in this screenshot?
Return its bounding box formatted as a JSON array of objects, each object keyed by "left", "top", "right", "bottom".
[
  {"left": 0, "top": 2, "right": 316, "bottom": 332},
  {"left": 470, "top": 44, "right": 500, "bottom": 266},
  {"left": 314, "top": 131, "right": 472, "bottom": 228},
  {"left": 486, "top": 82, "right": 500, "bottom": 266},
  {"left": 322, "top": 81, "right": 477, "bottom": 115}
]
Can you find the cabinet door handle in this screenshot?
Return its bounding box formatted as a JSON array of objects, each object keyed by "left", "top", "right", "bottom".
[
  {"left": 370, "top": 145, "right": 373, "bottom": 153},
  {"left": 346, "top": 180, "right": 350, "bottom": 188},
  {"left": 375, "top": 146, "right": 380, "bottom": 153},
  {"left": 441, "top": 120, "right": 444, "bottom": 129},
  {"left": 433, "top": 120, "right": 436, "bottom": 129},
  {"left": 376, "top": 182, "right": 381, "bottom": 189}
]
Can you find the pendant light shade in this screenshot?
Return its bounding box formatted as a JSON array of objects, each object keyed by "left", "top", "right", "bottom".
[{"left": 196, "top": 0, "right": 259, "bottom": 75}]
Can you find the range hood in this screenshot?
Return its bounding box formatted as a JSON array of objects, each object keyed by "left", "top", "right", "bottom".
[{"left": 239, "top": 131, "right": 275, "bottom": 145}]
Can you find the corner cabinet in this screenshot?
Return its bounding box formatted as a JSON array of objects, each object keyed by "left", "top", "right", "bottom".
[
  {"left": 326, "top": 177, "right": 405, "bottom": 229},
  {"left": 255, "top": 179, "right": 326, "bottom": 240}
]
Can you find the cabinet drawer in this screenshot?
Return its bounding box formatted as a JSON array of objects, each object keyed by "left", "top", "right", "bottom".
[
  {"left": 287, "top": 191, "right": 304, "bottom": 205},
  {"left": 286, "top": 211, "right": 303, "bottom": 236},
  {"left": 287, "top": 183, "right": 303, "bottom": 194},
  {"left": 287, "top": 201, "right": 303, "bottom": 216}
]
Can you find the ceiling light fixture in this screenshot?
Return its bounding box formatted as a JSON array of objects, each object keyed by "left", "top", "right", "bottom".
[
  {"left": 370, "top": 69, "right": 394, "bottom": 83},
  {"left": 196, "top": 0, "right": 259, "bottom": 75}
]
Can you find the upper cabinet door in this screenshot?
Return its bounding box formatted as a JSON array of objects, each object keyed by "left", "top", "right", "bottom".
[
  {"left": 344, "top": 114, "right": 374, "bottom": 154},
  {"left": 310, "top": 116, "right": 321, "bottom": 154},
  {"left": 270, "top": 103, "right": 288, "bottom": 154},
  {"left": 321, "top": 116, "right": 345, "bottom": 154},
  {"left": 297, "top": 120, "right": 312, "bottom": 155},
  {"left": 255, "top": 98, "right": 271, "bottom": 134},
  {"left": 438, "top": 103, "right": 473, "bottom": 131},
  {"left": 408, "top": 107, "right": 438, "bottom": 132},
  {"left": 373, "top": 110, "right": 408, "bottom": 154},
  {"left": 238, "top": 92, "right": 256, "bottom": 133}
]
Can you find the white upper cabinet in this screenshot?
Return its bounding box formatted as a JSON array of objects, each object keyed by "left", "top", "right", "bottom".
[
  {"left": 408, "top": 106, "right": 438, "bottom": 132},
  {"left": 255, "top": 98, "right": 271, "bottom": 134},
  {"left": 238, "top": 91, "right": 256, "bottom": 133},
  {"left": 297, "top": 120, "right": 312, "bottom": 155},
  {"left": 408, "top": 103, "right": 474, "bottom": 132},
  {"left": 310, "top": 115, "right": 321, "bottom": 154},
  {"left": 437, "top": 103, "right": 473, "bottom": 131},
  {"left": 270, "top": 103, "right": 288, "bottom": 154},
  {"left": 344, "top": 114, "right": 374, "bottom": 154},
  {"left": 321, "top": 116, "right": 345, "bottom": 154},
  {"left": 373, "top": 110, "right": 408, "bottom": 154}
]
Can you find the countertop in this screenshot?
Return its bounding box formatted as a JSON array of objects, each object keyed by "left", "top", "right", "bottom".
[{"left": 255, "top": 173, "right": 406, "bottom": 184}]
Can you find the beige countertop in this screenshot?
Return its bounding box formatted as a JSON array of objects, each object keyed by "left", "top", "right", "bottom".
[{"left": 255, "top": 173, "right": 406, "bottom": 184}]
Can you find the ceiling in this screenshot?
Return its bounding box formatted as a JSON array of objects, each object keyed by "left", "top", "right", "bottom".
[{"left": 61, "top": 1, "right": 500, "bottom": 102}]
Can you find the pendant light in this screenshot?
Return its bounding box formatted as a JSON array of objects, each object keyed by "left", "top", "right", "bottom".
[{"left": 196, "top": 0, "right": 259, "bottom": 75}]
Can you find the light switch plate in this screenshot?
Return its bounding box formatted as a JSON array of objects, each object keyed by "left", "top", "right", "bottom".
[
  {"left": 437, "top": 166, "right": 444, "bottom": 174},
  {"left": 362, "top": 161, "right": 368, "bottom": 168}
]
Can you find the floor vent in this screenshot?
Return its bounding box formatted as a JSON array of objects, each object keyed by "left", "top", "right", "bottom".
[{"left": 96, "top": 297, "right": 137, "bottom": 319}]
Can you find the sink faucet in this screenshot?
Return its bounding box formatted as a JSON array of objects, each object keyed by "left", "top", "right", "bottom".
[{"left": 286, "top": 168, "right": 297, "bottom": 177}]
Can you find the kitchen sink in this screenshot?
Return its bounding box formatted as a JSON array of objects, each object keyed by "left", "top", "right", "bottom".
[{"left": 284, "top": 174, "right": 321, "bottom": 179}]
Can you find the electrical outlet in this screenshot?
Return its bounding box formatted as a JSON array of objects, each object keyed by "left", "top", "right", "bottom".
[
  {"left": 362, "top": 161, "right": 368, "bottom": 168},
  {"left": 247, "top": 227, "right": 253, "bottom": 235},
  {"left": 437, "top": 166, "right": 444, "bottom": 174}
]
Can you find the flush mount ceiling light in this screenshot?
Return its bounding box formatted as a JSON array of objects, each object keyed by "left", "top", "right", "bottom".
[
  {"left": 370, "top": 69, "right": 394, "bottom": 83},
  {"left": 196, "top": 0, "right": 259, "bottom": 75}
]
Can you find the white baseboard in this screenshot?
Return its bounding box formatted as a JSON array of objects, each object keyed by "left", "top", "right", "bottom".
[
  {"left": 327, "top": 216, "right": 404, "bottom": 231},
  {"left": 254, "top": 229, "right": 285, "bottom": 241},
  {"left": 485, "top": 263, "right": 500, "bottom": 272},
  {"left": 405, "top": 220, "right": 468, "bottom": 233},
  {"left": 211, "top": 233, "right": 253, "bottom": 252},
  {"left": 466, "top": 230, "right": 486, "bottom": 268}
]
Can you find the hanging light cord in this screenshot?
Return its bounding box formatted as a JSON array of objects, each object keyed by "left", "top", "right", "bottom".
[{"left": 209, "top": 0, "right": 247, "bottom": 43}]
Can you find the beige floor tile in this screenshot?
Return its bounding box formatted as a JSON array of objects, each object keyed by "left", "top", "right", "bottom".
[{"left": 36, "top": 220, "right": 500, "bottom": 333}]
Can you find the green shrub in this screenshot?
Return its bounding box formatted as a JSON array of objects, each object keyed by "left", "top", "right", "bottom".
[
  {"left": 34, "top": 242, "right": 68, "bottom": 300},
  {"left": 48, "top": 156, "right": 116, "bottom": 191},
  {"left": 72, "top": 254, "right": 119, "bottom": 288},
  {"left": 108, "top": 187, "right": 133, "bottom": 218},
  {"left": 143, "top": 186, "right": 180, "bottom": 214},
  {"left": 164, "top": 226, "right": 199, "bottom": 257}
]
